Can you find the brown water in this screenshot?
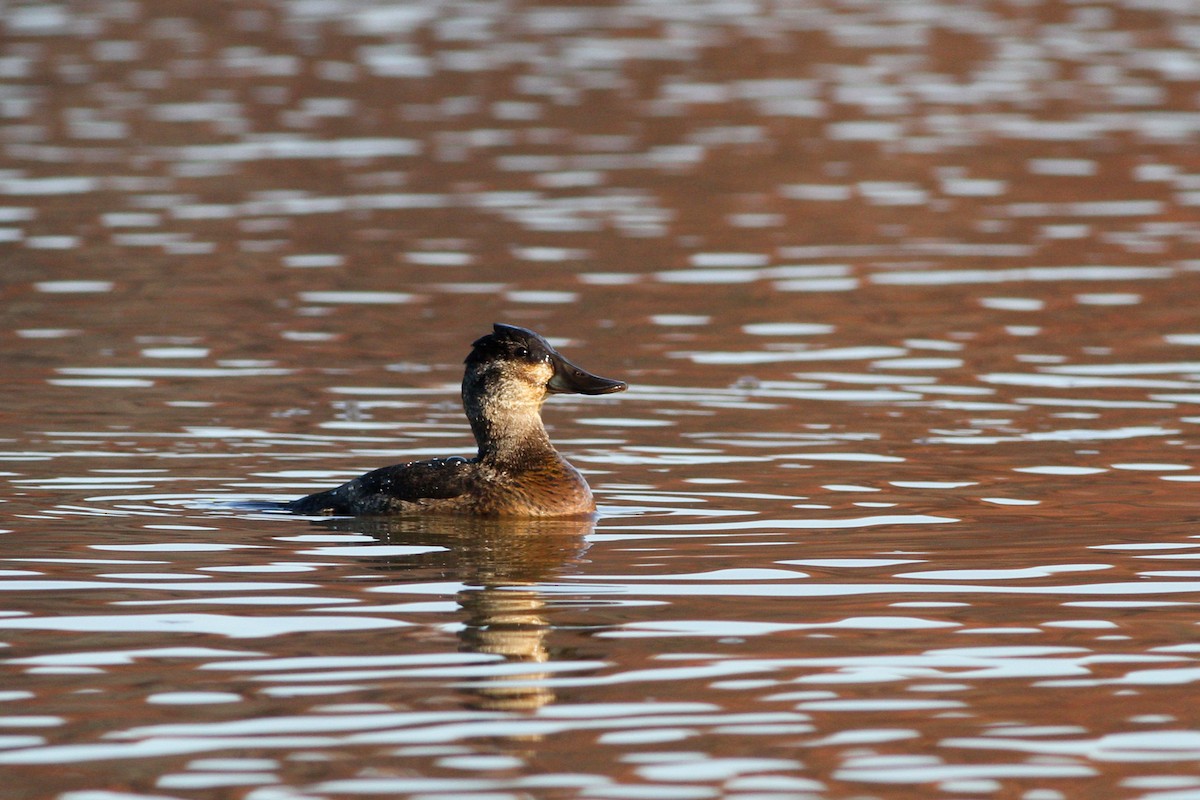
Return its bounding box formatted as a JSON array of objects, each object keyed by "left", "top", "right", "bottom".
[{"left": 3, "top": 1, "right": 1200, "bottom": 798}]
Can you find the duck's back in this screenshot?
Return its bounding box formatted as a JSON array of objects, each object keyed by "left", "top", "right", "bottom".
[
  {"left": 286, "top": 457, "right": 478, "bottom": 516},
  {"left": 286, "top": 453, "right": 595, "bottom": 517}
]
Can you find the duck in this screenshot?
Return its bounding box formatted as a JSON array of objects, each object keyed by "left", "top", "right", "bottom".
[{"left": 286, "top": 323, "right": 627, "bottom": 517}]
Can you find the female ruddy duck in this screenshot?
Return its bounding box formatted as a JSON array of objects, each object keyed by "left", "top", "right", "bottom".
[{"left": 287, "top": 324, "right": 626, "bottom": 517}]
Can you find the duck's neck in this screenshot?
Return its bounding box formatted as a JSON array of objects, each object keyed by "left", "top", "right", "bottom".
[{"left": 465, "top": 394, "right": 556, "bottom": 467}]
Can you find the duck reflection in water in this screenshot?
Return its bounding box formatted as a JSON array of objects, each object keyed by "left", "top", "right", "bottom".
[
  {"left": 319, "top": 514, "right": 597, "bottom": 711},
  {"left": 288, "top": 324, "right": 626, "bottom": 517}
]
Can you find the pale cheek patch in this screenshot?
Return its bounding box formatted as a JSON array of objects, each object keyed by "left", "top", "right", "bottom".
[
  {"left": 486, "top": 362, "right": 552, "bottom": 411},
  {"left": 530, "top": 361, "right": 554, "bottom": 387}
]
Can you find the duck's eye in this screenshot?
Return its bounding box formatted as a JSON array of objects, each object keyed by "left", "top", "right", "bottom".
[{"left": 515, "top": 347, "right": 530, "bottom": 359}]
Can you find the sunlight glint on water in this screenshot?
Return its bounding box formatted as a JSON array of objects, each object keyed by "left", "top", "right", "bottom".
[{"left": 3, "top": 1, "right": 1200, "bottom": 798}]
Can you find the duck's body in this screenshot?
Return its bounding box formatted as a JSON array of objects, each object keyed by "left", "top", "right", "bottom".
[{"left": 287, "top": 324, "right": 626, "bottom": 517}]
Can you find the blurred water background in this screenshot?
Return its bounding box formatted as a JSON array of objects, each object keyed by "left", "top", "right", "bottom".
[{"left": 3, "top": 1, "right": 1200, "bottom": 798}]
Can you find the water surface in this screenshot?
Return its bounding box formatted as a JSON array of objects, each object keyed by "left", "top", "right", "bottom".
[{"left": 3, "top": 1, "right": 1200, "bottom": 798}]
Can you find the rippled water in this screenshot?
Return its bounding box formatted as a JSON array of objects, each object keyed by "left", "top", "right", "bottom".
[{"left": 4, "top": 1, "right": 1200, "bottom": 798}]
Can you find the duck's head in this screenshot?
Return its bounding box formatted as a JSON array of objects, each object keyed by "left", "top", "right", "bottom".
[{"left": 464, "top": 324, "right": 627, "bottom": 408}]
